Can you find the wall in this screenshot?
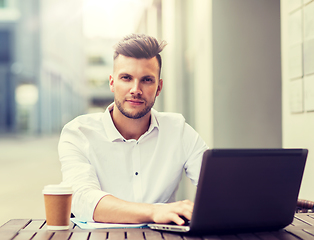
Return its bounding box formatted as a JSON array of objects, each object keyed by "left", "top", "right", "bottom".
[
  {"left": 212, "top": 0, "right": 282, "bottom": 148},
  {"left": 39, "top": 0, "right": 87, "bottom": 134},
  {"left": 158, "top": 0, "right": 213, "bottom": 146},
  {"left": 147, "top": 0, "right": 282, "bottom": 149},
  {"left": 281, "top": 0, "right": 314, "bottom": 201}
]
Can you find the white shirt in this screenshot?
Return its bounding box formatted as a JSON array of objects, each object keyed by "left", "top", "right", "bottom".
[{"left": 58, "top": 103, "right": 208, "bottom": 221}]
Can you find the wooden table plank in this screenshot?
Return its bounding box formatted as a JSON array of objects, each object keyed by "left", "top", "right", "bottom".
[
  {"left": 107, "top": 231, "right": 125, "bottom": 240},
  {"left": 0, "top": 231, "right": 19, "bottom": 240},
  {"left": 254, "top": 232, "right": 280, "bottom": 240},
  {"left": 292, "top": 217, "right": 312, "bottom": 228},
  {"left": 0, "top": 219, "right": 32, "bottom": 240},
  {"left": 23, "top": 220, "right": 46, "bottom": 231},
  {"left": 89, "top": 231, "right": 108, "bottom": 240},
  {"left": 218, "top": 235, "right": 239, "bottom": 240},
  {"left": 183, "top": 235, "right": 203, "bottom": 240},
  {"left": 31, "top": 231, "right": 54, "bottom": 240},
  {"left": 144, "top": 230, "right": 164, "bottom": 240},
  {"left": 0, "top": 219, "right": 31, "bottom": 232},
  {"left": 163, "top": 232, "right": 184, "bottom": 240},
  {"left": 236, "top": 233, "right": 260, "bottom": 240},
  {"left": 302, "top": 228, "right": 314, "bottom": 237},
  {"left": 202, "top": 236, "right": 222, "bottom": 240},
  {"left": 11, "top": 231, "right": 36, "bottom": 240},
  {"left": 51, "top": 231, "right": 72, "bottom": 240},
  {"left": 285, "top": 229, "right": 314, "bottom": 240},
  {"left": 70, "top": 232, "right": 90, "bottom": 240},
  {"left": 272, "top": 230, "right": 301, "bottom": 240},
  {"left": 126, "top": 230, "right": 145, "bottom": 240},
  {"left": 296, "top": 215, "right": 314, "bottom": 226},
  {"left": 293, "top": 216, "right": 314, "bottom": 227}
]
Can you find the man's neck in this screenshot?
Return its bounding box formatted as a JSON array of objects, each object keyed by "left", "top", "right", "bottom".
[{"left": 110, "top": 106, "right": 151, "bottom": 141}]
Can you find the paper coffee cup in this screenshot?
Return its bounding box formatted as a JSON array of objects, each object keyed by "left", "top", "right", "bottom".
[{"left": 43, "top": 184, "right": 73, "bottom": 230}]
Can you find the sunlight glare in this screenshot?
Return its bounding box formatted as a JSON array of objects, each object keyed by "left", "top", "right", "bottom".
[{"left": 82, "top": 0, "right": 149, "bottom": 38}]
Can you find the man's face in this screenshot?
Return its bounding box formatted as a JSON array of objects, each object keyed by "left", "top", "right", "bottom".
[{"left": 109, "top": 55, "right": 163, "bottom": 119}]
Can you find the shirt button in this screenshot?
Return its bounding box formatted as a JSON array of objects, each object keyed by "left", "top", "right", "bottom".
[{"left": 135, "top": 172, "right": 138, "bottom": 175}]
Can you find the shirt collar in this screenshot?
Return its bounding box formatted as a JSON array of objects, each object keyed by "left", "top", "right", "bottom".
[
  {"left": 147, "top": 108, "right": 159, "bottom": 134},
  {"left": 102, "top": 103, "right": 122, "bottom": 142},
  {"left": 102, "top": 102, "right": 159, "bottom": 142}
]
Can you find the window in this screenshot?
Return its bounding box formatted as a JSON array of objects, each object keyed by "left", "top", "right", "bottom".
[
  {"left": 87, "top": 56, "right": 105, "bottom": 65},
  {"left": 0, "top": 0, "right": 7, "bottom": 8}
]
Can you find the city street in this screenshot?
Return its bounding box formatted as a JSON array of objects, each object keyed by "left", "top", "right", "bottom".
[{"left": 0, "top": 134, "right": 62, "bottom": 226}]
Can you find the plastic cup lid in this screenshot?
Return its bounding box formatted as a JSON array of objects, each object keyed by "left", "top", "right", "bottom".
[{"left": 42, "top": 184, "right": 73, "bottom": 195}]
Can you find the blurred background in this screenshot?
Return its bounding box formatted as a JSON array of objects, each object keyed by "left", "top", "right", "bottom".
[{"left": 1, "top": 0, "right": 314, "bottom": 226}]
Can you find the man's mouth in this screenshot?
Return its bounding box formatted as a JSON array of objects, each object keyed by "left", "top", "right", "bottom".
[{"left": 126, "top": 99, "right": 145, "bottom": 105}]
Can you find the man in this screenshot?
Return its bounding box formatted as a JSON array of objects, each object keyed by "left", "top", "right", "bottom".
[{"left": 59, "top": 34, "right": 208, "bottom": 225}]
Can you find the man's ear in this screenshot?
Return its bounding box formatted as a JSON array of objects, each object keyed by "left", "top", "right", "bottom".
[
  {"left": 156, "top": 79, "right": 163, "bottom": 97},
  {"left": 109, "top": 75, "right": 114, "bottom": 93}
]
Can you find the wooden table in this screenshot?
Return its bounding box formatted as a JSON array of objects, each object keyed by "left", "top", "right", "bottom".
[{"left": 2, "top": 213, "right": 314, "bottom": 240}]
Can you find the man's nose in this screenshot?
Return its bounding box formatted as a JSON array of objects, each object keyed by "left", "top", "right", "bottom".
[{"left": 130, "top": 80, "right": 142, "bottom": 95}]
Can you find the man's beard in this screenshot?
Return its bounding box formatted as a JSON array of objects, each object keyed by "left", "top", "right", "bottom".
[{"left": 115, "top": 97, "right": 156, "bottom": 119}]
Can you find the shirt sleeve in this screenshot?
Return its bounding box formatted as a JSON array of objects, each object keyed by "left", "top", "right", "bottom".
[
  {"left": 58, "top": 122, "right": 110, "bottom": 222},
  {"left": 182, "top": 123, "right": 209, "bottom": 186}
]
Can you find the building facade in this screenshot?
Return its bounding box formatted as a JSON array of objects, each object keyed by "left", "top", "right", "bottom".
[{"left": 0, "top": 0, "right": 87, "bottom": 135}]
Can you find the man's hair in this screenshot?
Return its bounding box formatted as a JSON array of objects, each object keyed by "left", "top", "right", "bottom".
[{"left": 113, "top": 34, "right": 167, "bottom": 75}]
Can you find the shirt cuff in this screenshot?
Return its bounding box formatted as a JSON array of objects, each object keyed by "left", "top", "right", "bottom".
[{"left": 73, "top": 190, "right": 111, "bottom": 222}]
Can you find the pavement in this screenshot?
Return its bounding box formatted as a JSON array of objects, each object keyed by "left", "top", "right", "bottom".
[{"left": 0, "top": 134, "right": 62, "bottom": 227}]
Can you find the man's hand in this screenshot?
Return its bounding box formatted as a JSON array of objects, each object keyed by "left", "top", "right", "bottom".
[{"left": 151, "top": 200, "right": 194, "bottom": 225}]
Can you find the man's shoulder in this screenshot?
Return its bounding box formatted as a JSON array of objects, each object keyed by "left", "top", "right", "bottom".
[
  {"left": 152, "top": 109, "right": 186, "bottom": 126},
  {"left": 64, "top": 112, "right": 104, "bottom": 129},
  {"left": 60, "top": 112, "right": 107, "bottom": 143},
  {"left": 153, "top": 109, "right": 184, "bottom": 119}
]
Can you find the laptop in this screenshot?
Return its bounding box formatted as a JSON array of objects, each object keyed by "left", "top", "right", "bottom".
[{"left": 148, "top": 148, "right": 308, "bottom": 235}]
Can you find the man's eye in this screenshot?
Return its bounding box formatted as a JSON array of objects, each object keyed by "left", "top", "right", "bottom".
[
  {"left": 122, "top": 76, "right": 131, "bottom": 80},
  {"left": 143, "top": 78, "right": 153, "bottom": 82}
]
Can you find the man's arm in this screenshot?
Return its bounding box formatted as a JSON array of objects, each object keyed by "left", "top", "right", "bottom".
[{"left": 93, "top": 195, "right": 193, "bottom": 225}]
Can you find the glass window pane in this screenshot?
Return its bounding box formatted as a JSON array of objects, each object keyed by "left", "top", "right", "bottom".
[{"left": 0, "top": 0, "right": 6, "bottom": 8}]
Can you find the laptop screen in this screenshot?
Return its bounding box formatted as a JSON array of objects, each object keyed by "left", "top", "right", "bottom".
[{"left": 191, "top": 149, "right": 308, "bottom": 234}]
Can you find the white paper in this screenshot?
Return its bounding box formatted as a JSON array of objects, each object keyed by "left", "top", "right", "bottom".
[{"left": 71, "top": 218, "right": 148, "bottom": 230}]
